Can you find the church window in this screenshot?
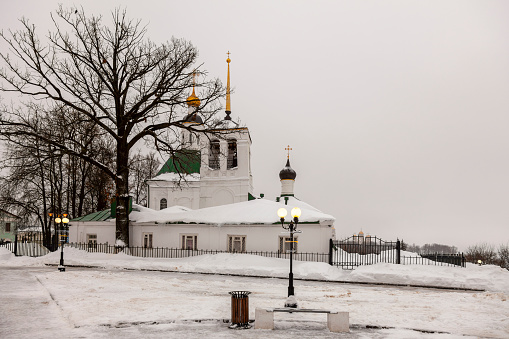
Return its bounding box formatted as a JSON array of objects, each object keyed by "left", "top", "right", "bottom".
[
  {"left": 228, "top": 235, "right": 246, "bottom": 253},
  {"left": 5, "top": 222, "right": 10, "bottom": 232},
  {"left": 209, "top": 140, "right": 220, "bottom": 169},
  {"left": 279, "top": 236, "right": 298, "bottom": 254},
  {"left": 143, "top": 233, "right": 153, "bottom": 249},
  {"left": 181, "top": 234, "right": 197, "bottom": 250},
  {"left": 227, "top": 139, "right": 238, "bottom": 169},
  {"left": 160, "top": 198, "right": 167, "bottom": 210}
]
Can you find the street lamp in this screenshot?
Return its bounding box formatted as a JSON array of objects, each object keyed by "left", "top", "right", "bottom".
[
  {"left": 277, "top": 206, "right": 302, "bottom": 308},
  {"left": 54, "top": 214, "right": 69, "bottom": 272}
]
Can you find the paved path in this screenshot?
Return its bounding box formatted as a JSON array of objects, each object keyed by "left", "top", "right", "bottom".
[
  {"left": 0, "top": 267, "right": 76, "bottom": 338},
  {"left": 0, "top": 266, "right": 482, "bottom": 338}
]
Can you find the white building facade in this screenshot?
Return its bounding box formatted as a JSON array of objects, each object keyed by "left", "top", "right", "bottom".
[{"left": 69, "top": 198, "right": 334, "bottom": 254}]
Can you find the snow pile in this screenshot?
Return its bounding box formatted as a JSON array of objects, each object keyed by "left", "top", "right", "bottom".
[
  {"left": 131, "top": 204, "right": 192, "bottom": 223},
  {"left": 1, "top": 246, "right": 508, "bottom": 292}
]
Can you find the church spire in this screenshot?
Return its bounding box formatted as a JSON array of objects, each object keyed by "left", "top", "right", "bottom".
[
  {"left": 186, "top": 71, "right": 200, "bottom": 108},
  {"left": 225, "top": 51, "right": 232, "bottom": 120}
]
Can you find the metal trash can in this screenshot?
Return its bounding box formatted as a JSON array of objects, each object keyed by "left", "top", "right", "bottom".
[{"left": 229, "top": 291, "right": 251, "bottom": 329}]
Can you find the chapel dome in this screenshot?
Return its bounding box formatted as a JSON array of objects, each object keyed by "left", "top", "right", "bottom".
[
  {"left": 184, "top": 113, "right": 203, "bottom": 124},
  {"left": 279, "top": 159, "right": 297, "bottom": 180}
]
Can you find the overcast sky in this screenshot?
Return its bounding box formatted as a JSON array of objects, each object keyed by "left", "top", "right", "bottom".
[{"left": 2, "top": 1, "right": 508, "bottom": 251}]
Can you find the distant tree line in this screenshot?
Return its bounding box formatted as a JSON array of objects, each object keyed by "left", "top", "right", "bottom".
[
  {"left": 406, "top": 243, "right": 458, "bottom": 254},
  {"left": 464, "top": 243, "right": 509, "bottom": 269},
  {"left": 407, "top": 242, "right": 508, "bottom": 269}
]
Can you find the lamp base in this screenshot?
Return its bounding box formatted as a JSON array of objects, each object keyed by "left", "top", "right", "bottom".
[
  {"left": 284, "top": 295, "right": 298, "bottom": 308},
  {"left": 58, "top": 265, "right": 65, "bottom": 272}
]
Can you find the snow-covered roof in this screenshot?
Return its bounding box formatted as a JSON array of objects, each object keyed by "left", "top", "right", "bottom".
[
  {"left": 149, "top": 172, "right": 200, "bottom": 182},
  {"left": 130, "top": 197, "right": 335, "bottom": 225}
]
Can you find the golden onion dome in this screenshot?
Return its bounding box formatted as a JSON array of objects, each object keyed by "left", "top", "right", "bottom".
[
  {"left": 358, "top": 230, "right": 364, "bottom": 235},
  {"left": 186, "top": 88, "right": 200, "bottom": 107}
]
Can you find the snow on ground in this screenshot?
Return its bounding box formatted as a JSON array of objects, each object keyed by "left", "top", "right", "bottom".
[
  {"left": 1, "top": 247, "right": 508, "bottom": 338},
  {"left": 1, "top": 247, "right": 507, "bottom": 293}
]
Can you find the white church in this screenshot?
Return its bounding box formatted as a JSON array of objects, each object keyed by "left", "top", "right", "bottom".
[{"left": 69, "top": 55, "right": 335, "bottom": 254}]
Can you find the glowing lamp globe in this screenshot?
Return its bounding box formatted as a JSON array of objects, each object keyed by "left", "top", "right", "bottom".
[
  {"left": 277, "top": 208, "right": 288, "bottom": 219},
  {"left": 291, "top": 207, "right": 301, "bottom": 219},
  {"left": 55, "top": 217, "right": 61, "bottom": 223}
]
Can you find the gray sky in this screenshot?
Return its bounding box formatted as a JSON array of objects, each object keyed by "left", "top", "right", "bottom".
[{"left": 2, "top": 1, "right": 509, "bottom": 251}]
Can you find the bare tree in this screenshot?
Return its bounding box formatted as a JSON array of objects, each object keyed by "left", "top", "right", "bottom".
[
  {"left": 465, "top": 243, "right": 498, "bottom": 265},
  {"left": 129, "top": 150, "right": 160, "bottom": 206},
  {"left": 498, "top": 244, "right": 509, "bottom": 269},
  {"left": 0, "top": 6, "right": 226, "bottom": 246},
  {"left": 0, "top": 105, "right": 116, "bottom": 249}
]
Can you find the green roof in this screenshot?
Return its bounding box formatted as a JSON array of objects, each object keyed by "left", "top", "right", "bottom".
[
  {"left": 72, "top": 209, "right": 111, "bottom": 222},
  {"left": 157, "top": 150, "right": 201, "bottom": 175}
]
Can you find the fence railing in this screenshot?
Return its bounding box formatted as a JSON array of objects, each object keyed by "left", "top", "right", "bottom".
[
  {"left": 67, "top": 243, "right": 331, "bottom": 263},
  {"left": 329, "top": 237, "right": 465, "bottom": 269},
  {"left": 404, "top": 253, "right": 465, "bottom": 267},
  {"left": 329, "top": 236, "right": 400, "bottom": 269},
  {"left": 0, "top": 242, "right": 50, "bottom": 257},
  {"left": 0, "top": 241, "right": 465, "bottom": 269}
]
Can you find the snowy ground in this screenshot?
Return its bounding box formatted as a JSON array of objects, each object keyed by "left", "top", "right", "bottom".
[{"left": 1, "top": 247, "right": 508, "bottom": 338}]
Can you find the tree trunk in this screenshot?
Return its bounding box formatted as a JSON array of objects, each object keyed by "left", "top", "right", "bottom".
[{"left": 115, "top": 139, "right": 130, "bottom": 247}]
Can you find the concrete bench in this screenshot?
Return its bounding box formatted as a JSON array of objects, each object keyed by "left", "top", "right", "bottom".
[{"left": 254, "top": 307, "right": 349, "bottom": 333}]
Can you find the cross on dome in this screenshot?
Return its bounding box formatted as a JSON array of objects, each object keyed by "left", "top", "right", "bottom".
[{"left": 285, "top": 145, "right": 292, "bottom": 159}]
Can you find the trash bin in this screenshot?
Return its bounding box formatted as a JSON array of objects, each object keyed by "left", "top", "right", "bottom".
[{"left": 229, "top": 291, "right": 251, "bottom": 329}]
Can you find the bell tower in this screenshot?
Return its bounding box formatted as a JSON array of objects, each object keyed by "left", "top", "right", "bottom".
[{"left": 199, "top": 52, "right": 253, "bottom": 208}]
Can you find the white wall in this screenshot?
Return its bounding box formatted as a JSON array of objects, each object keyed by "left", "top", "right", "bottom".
[
  {"left": 130, "top": 222, "right": 333, "bottom": 253},
  {"left": 71, "top": 219, "right": 333, "bottom": 253},
  {"left": 69, "top": 222, "right": 116, "bottom": 244}
]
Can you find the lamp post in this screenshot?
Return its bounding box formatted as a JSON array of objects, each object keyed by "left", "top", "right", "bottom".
[
  {"left": 277, "top": 206, "right": 302, "bottom": 308},
  {"left": 54, "top": 214, "right": 69, "bottom": 272}
]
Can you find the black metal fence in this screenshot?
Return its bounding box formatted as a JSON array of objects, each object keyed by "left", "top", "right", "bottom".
[
  {"left": 329, "top": 237, "right": 465, "bottom": 269},
  {"left": 1, "top": 240, "right": 465, "bottom": 269},
  {"left": 408, "top": 253, "right": 466, "bottom": 267},
  {"left": 329, "top": 236, "right": 400, "bottom": 269},
  {"left": 0, "top": 242, "right": 50, "bottom": 257},
  {"left": 67, "top": 242, "right": 330, "bottom": 263}
]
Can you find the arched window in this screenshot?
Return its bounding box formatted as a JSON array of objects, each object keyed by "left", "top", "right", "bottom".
[
  {"left": 160, "top": 198, "right": 167, "bottom": 210},
  {"left": 227, "top": 139, "right": 237, "bottom": 169},
  {"left": 209, "top": 140, "right": 220, "bottom": 169}
]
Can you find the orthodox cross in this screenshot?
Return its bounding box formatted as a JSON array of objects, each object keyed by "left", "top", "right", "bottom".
[
  {"left": 285, "top": 145, "right": 292, "bottom": 159},
  {"left": 227, "top": 51, "right": 230, "bottom": 58}
]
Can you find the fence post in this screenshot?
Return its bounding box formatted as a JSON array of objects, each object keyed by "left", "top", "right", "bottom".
[
  {"left": 14, "top": 232, "right": 18, "bottom": 256},
  {"left": 396, "top": 240, "right": 401, "bottom": 264},
  {"left": 328, "top": 238, "right": 333, "bottom": 265}
]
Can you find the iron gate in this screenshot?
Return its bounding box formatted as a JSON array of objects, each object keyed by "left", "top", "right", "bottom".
[{"left": 329, "top": 236, "right": 400, "bottom": 269}]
